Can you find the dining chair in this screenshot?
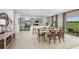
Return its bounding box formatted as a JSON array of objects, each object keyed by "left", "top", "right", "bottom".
[
  {"left": 59, "top": 27, "right": 64, "bottom": 42},
  {"left": 47, "top": 29, "right": 57, "bottom": 45},
  {"left": 55, "top": 31, "right": 61, "bottom": 43},
  {"left": 55, "top": 27, "right": 64, "bottom": 43},
  {"left": 47, "top": 31, "right": 53, "bottom": 45},
  {"left": 37, "top": 29, "right": 46, "bottom": 42},
  {"left": 48, "top": 26, "right": 53, "bottom": 29},
  {"left": 50, "top": 30, "right": 56, "bottom": 44}
]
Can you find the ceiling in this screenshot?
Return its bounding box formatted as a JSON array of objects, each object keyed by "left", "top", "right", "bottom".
[{"left": 15, "top": 9, "right": 73, "bottom": 17}]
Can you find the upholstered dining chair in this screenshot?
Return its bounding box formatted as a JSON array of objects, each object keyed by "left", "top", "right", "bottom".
[
  {"left": 59, "top": 27, "right": 64, "bottom": 42},
  {"left": 55, "top": 31, "right": 61, "bottom": 43},
  {"left": 37, "top": 29, "right": 46, "bottom": 42},
  {"left": 47, "top": 31, "right": 53, "bottom": 45},
  {"left": 47, "top": 30, "right": 56, "bottom": 45},
  {"left": 48, "top": 26, "right": 53, "bottom": 29},
  {"left": 50, "top": 30, "right": 56, "bottom": 44},
  {"left": 55, "top": 27, "right": 64, "bottom": 43}
]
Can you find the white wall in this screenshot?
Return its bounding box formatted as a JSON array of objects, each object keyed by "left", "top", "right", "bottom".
[
  {"left": 25, "top": 17, "right": 30, "bottom": 20},
  {"left": 14, "top": 12, "right": 20, "bottom": 33},
  {"left": 42, "top": 17, "right": 48, "bottom": 26},
  {"left": 53, "top": 16, "right": 56, "bottom": 27},
  {"left": 48, "top": 16, "right": 52, "bottom": 26},
  {"left": 48, "top": 13, "right": 63, "bottom": 28},
  {"left": 57, "top": 13, "right": 63, "bottom": 28}
]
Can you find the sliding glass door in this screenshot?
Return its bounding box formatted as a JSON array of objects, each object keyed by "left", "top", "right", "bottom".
[{"left": 66, "top": 16, "right": 79, "bottom": 36}]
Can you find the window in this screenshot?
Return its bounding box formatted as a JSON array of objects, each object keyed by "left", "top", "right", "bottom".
[{"left": 66, "top": 16, "right": 79, "bottom": 36}]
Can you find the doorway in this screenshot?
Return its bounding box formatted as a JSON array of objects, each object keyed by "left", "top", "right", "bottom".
[{"left": 66, "top": 16, "right": 79, "bottom": 36}]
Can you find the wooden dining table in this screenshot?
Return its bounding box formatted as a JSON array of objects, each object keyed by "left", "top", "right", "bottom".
[
  {"left": 40, "top": 28, "right": 59, "bottom": 34},
  {"left": 38, "top": 28, "right": 64, "bottom": 44}
]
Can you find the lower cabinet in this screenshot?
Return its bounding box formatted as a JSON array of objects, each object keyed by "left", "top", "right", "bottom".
[
  {"left": 0, "top": 33, "right": 15, "bottom": 49},
  {"left": 0, "top": 39, "right": 4, "bottom": 49},
  {"left": 6, "top": 35, "right": 12, "bottom": 46}
]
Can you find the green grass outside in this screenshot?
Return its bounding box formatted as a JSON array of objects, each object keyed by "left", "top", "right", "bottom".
[{"left": 66, "top": 22, "right": 79, "bottom": 34}]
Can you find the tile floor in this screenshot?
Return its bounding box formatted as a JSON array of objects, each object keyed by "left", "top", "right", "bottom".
[
  {"left": 9, "top": 31, "right": 79, "bottom": 49},
  {"left": 65, "top": 34, "right": 79, "bottom": 49}
]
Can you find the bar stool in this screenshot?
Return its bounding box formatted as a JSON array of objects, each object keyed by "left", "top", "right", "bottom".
[{"left": 32, "top": 28, "right": 37, "bottom": 34}]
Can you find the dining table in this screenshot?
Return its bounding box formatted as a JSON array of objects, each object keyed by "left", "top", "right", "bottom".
[{"left": 37, "top": 27, "right": 64, "bottom": 44}]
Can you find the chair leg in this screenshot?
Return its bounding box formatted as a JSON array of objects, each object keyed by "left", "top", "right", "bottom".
[
  {"left": 35, "top": 29, "right": 37, "bottom": 34},
  {"left": 37, "top": 36, "right": 38, "bottom": 40},
  {"left": 42, "top": 36, "right": 43, "bottom": 39},
  {"left": 37, "top": 36, "right": 40, "bottom": 42},
  {"left": 54, "top": 39, "right": 56, "bottom": 44},
  {"left": 63, "top": 38, "right": 64, "bottom": 42},
  {"left": 61, "top": 34, "right": 64, "bottom": 42},
  {"left": 34, "top": 30, "right": 35, "bottom": 34},
  {"left": 59, "top": 36, "right": 61, "bottom": 43},
  {"left": 49, "top": 39, "right": 51, "bottom": 45},
  {"left": 53, "top": 36, "right": 56, "bottom": 44},
  {"left": 32, "top": 29, "right": 34, "bottom": 34},
  {"left": 39, "top": 37, "right": 40, "bottom": 42},
  {"left": 43, "top": 35, "right": 46, "bottom": 42},
  {"left": 49, "top": 37, "right": 52, "bottom": 45},
  {"left": 62, "top": 35, "right": 64, "bottom": 42}
]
